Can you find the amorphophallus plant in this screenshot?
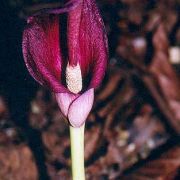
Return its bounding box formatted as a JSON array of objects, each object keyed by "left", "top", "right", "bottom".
[{"left": 22, "top": 0, "right": 108, "bottom": 179}]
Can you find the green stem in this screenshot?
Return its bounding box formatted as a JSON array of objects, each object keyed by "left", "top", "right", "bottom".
[{"left": 70, "top": 124, "right": 85, "bottom": 180}]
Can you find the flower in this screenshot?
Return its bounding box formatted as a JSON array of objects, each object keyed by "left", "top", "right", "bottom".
[{"left": 22, "top": 0, "right": 108, "bottom": 127}]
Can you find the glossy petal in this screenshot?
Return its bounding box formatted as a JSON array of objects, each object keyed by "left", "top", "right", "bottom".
[
  {"left": 22, "top": 15, "right": 68, "bottom": 93},
  {"left": 68, "top": 88, "right": 94, "bottom": 127},
  {"left": 55, "top": 88, "right": 94, "bottom": 127},
  {"left": 68, "top": 0, "right": 108, "bottom": 88},
  {"left": 55, "top": 92, "right": 78, "bottom": 117}
]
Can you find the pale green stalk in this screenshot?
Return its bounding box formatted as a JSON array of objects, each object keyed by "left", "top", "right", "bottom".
[{"left": 70, "top": 124, "right": 85, "bottom": 180}]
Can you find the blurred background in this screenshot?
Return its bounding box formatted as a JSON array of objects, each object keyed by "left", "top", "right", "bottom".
[{"left": 0, "top": 0, "right": 180, "bottom": 179}]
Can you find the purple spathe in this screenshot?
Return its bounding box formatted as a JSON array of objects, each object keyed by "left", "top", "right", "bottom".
[{"left": 22, "top": 0, "right": 108, "bottom": 127}]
